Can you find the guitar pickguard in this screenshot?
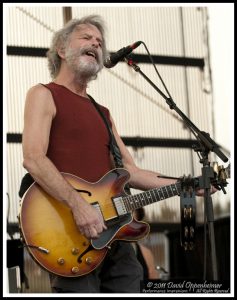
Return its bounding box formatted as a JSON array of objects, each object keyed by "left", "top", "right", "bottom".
[{"left": 91, "top": 213, "right": 132, "bottom": 249}]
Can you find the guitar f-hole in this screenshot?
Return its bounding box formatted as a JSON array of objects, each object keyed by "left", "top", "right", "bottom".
[
  {"left": 77, "top": 244, "right": 94, "bottom": 263},
  {"left": 75, "top": 189, "right": 92, "bottom": 196}
]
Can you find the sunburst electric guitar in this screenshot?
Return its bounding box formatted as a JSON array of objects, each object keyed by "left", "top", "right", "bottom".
[{"left": 19, "top": 166, "right": 229, "bottom": 277}]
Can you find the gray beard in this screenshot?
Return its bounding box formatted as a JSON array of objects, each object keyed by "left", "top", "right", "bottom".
[
  {"left": 65, "top": 48, "right": 103, "bottom": 84},
  {"left": 75, "top": 59, "right": 99, "bottom": 82}
]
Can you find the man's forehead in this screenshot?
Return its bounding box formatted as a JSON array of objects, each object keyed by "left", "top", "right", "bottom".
[{"left": 74, "top": 23, "right": 102, "bottom": 37}]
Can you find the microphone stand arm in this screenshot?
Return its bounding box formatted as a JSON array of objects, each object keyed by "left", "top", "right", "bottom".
[
  {"left": 125, "top": 59, "right": 228, "bottom": 163},
  {"left": 125, "top": 58, "right": 229, "bottom": 280}
]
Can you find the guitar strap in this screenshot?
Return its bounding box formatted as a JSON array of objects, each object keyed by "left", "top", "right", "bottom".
[{"left": 88, "top": 95, "right": 131, "bottom": 195}]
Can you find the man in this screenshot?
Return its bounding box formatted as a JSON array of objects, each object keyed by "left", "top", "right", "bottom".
[{"left": 20, "top": 15, "right": 195, "bottom": 293}]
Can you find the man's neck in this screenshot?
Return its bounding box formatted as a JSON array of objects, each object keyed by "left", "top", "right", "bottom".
[{"left": 53, "top": 75, "right": 88, "bottom": 98}]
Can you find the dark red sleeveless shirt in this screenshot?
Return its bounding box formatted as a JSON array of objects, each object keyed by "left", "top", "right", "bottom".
[{"left": 43, "top": 82, "right": 113, "bottom": 182}]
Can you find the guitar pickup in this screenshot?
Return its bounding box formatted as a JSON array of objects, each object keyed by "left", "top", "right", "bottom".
[{"left": 113, "top": 196, "right": 127, "bottom": 216}]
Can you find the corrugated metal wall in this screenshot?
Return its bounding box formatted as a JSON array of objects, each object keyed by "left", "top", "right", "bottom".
[
  {"left": 5, "top": 5, "right": 230, "bottom": 293},
  {"left": 6, "top": 5, "right": 228, "bottom": 225}
]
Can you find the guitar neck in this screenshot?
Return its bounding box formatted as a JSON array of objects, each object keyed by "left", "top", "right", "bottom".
[{"left": 123, "top": 182, "right": 181, "bottom": 212}]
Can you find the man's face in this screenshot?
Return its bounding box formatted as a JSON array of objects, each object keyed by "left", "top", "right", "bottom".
[{"left": 64, "top": 24, "right": 104, "bottom": 79}]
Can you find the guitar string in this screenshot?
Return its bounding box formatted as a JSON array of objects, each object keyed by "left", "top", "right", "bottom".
[{"left": 83, "top": 184, "right": 179, "bottom": 212}]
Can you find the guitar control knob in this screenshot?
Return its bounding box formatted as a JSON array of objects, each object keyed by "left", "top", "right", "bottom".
[
  {"left": 71, "top": 248, "right": 79, "bottom": 255},
  {"left": 85, "top": 257, "right": 92, "bottom": 265},
  {"left": 71, "top": 266, "right": 79, "bottom": 274},
  {"left": 57, "top": 258, "right": 65, "bottom": 265}
]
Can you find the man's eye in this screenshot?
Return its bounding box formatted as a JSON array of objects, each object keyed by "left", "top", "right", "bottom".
[{"left": 80, "top": 36, "right": 89, "bottom": 40}]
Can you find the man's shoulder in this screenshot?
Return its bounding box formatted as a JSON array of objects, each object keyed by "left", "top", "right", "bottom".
[{"left": 27, "top": 83, "right": 52, "bottom": 97}]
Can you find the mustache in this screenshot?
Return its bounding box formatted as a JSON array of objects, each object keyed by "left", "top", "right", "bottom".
[{"left": 78, "top": 46, "right": 102, "bottom": 64}]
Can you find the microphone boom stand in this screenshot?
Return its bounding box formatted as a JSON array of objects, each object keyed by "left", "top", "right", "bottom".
[{"left": 125, "top": 58, "right": 229, "bottom": 281}]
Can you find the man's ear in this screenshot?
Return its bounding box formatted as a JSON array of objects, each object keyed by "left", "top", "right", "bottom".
[{"left": 57, "top": 47, "right": 65, "bottom": 59}]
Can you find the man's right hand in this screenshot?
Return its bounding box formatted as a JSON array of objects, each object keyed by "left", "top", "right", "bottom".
[{"left": 67, "top": 192, "right": 107, "bottom": 239}]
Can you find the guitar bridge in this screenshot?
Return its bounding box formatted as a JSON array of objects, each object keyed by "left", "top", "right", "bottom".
[{"left": 92, "top": 202, "right": 104, "bottom": 219}]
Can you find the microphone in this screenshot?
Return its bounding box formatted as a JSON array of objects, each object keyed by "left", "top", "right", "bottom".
[{"left": 103, "top": 41, "right": 142, "bottom": 68}]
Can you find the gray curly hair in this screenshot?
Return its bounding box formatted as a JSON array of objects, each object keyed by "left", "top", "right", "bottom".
[{"left": 46, "top": 15, "right": 108, "bottom": 79}]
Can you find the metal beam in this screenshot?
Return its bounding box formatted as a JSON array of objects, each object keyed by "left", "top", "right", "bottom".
[
  {"left": 6, "top": 133, "right": 200, "bottom": 149},
  {"left": 7, "top": 46, "right": 205, "bottom": 69},
  {"left": 63, "top": 7, "right": 72, "bottom": 24}
]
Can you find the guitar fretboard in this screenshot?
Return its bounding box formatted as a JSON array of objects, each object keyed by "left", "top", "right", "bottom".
[{"left": 123, "top": 182, "right": 181, "bottom": 212}]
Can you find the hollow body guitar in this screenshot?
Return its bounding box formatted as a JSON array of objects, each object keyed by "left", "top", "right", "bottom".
[{"left": 19, "top": 168, "right": 181, "bottom": 277}]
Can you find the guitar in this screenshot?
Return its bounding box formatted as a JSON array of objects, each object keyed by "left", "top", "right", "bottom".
[
  {"left": 19, "top": 168, "right": 181, "bottom": 277},
  {"left": 19, "top": 165, "right": 229, "bottom": 277}
]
